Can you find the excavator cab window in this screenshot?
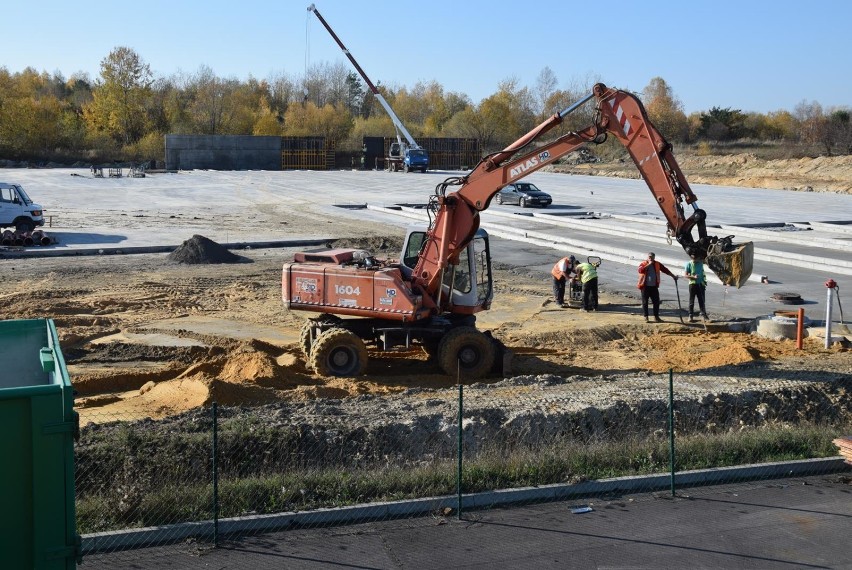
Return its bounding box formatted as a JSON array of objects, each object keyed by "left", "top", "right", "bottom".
[
  {"left": 402, "top": 231, "right": 426, "bottom": 269},
  {"left": 473, "top": 234, "right": 492, "bottom": 304},
  {"left": 444, "top": 248, "right": 471, "bottom": 294}
]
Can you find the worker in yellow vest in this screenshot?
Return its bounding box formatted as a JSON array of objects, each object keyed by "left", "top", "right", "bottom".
[{"left": 575, "top": 259, "right": 600, "bottom": 311}]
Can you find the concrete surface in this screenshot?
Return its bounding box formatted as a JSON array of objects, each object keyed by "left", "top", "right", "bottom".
[
  {"left": 4, "top": 168, "right": 848, "bottom": 327},
  {"left": 80, "top": 472, "right": 852, "bottom": 569}
]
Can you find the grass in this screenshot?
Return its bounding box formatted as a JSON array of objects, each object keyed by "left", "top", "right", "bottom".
[{"left": 75, "top": 421, "right": 847, "bottom": 534}]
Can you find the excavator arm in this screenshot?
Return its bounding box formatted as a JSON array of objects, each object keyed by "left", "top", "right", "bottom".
[{"left": 411, "top": 83, "right": 753, "bottom": 298}]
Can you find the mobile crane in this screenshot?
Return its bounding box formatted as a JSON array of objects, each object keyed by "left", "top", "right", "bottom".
[
  {"left": 307, "top": 4, "right": 429, "bottom": 172},
  {"left": 282, "top": 83, "right": 754, "bottom": 378}
]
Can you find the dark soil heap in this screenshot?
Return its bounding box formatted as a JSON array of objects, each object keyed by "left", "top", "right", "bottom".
[{"left": 168, "top": 235, "right": 242, "bottom": 264}]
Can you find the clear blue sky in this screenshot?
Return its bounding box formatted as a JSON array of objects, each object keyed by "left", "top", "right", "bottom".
[{"left": 6, "top": 0, "right": 850, "bottom": 115}]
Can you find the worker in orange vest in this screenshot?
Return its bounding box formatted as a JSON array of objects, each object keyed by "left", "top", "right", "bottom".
[
  {"left": 551, "top": 255, "right": 577, "bottom": 307},
  {"left": 637, "top": 252, "right": 678, "bottom": 322}
]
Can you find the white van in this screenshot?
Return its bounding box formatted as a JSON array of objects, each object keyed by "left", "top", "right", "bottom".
[{"left": 0, "top": 183, "right": 45, "bottom": 232}]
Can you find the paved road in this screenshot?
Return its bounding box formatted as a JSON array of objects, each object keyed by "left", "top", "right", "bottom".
[{"left": 81, "top": 473, "right": 852, "bottom": 569}]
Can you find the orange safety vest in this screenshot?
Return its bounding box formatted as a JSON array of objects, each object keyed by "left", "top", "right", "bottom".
[
  {"left": 551, "top": 257, "right": 574, "bottom": 280},
  {"left": 637, "top": 260, "right": 673, "bottom": 289}
]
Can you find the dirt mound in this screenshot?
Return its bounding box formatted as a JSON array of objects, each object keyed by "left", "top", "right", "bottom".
[
  {"left": 328, "top": 236, "right": 404, "bottom": 253},
  {"left": 640, "top": 331, "right": 809, "bottom": 373},
  {"left": 168, "top": 235, "right": 243, "bottom": 264}
]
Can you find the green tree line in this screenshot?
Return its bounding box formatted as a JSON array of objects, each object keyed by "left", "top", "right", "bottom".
[{"left": 1, "top": 47, "right": 850, "bottom": 165}]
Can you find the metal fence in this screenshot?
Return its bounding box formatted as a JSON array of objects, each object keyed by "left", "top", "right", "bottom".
[{"left": 75, "top": 368, "right": 851, "bottom": 563}]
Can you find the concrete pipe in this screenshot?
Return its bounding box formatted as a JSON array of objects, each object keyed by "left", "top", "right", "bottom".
[
  {"left": 23, "top": 233, "right": 34, "bottom": 246},
  {"left": 32, "top": 230, "right": 51, "bottom": 246}
]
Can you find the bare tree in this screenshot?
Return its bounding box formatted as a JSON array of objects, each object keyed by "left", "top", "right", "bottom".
[{"left": 534, "top": 66, "right": 558, "bottom": 117}]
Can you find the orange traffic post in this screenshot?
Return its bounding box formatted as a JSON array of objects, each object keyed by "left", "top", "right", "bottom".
[{"left": 796, "top": 307, "right": 805, "bottom": 349}]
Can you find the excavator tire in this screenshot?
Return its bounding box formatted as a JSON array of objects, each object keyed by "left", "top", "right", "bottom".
[
  {"left": 309, "top": 328, "right": 368, "bottom": 377},
  {"left": 707, "top": 241, "right": 754, "bottom": 289},
  {"left": 437, "top": 326, "right": 495, "bottom": 379},
  {"left": 299, "top": 315, "right": 342, "bottom": 360},
  {"left": 299, "top": 322, "right": 312, "bottom": 358}
]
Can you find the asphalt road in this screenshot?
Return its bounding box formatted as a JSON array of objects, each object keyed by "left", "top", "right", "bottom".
[{"left": 81, "top": 473, "right": 852, "bottom": 569}]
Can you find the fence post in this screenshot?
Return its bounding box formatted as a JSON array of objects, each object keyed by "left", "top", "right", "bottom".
[
  {"left": 668, "top": 370, "right": 676, "bottom": 497},
  {"left": 457, "top": 383, "right": 463, "bottom": 520},
  {"left": 212, "top": 401, "right": 219, "bottom": 547}
]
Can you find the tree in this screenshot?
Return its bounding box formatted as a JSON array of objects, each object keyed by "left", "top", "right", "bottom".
[
  {"left": 534, "top": 67, "right": 558, "bottom": 117},
  {"left": 474, "top": 78, "right": 536, "bottom": 152},
  {"left": 283, "top": 101, "right": 352, "bottom": 142},
  {"left": 301, "top": 62, "right": 350, "bottom": 108},
  {"left": 794, "top": 100, "right": 824, "bottom": 145},
  {"left": 252, "top": 96, "right": 284, "bottom": 136},
  {"left": 84, "top": 47, "right": 153, "bottom": 146},
  {"left": 756, "top": 110, "right": 797, "bottom": 140},
  {"left": 641, "top": 77, "right": 688, "bottom": 143},
  {"left": 0, "top": 67, "right": 83, "bottom": 159},
  {"left": 344, "top": 72, "right": 364, "bottom": 117},
  {"left": 822, "top": 109, "right": 852, "bottom": 155},
  {"left": 697, "top": 107, "right": 747, "bottom": 141}
]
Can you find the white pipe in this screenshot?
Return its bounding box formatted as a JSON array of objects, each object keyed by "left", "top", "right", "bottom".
[{"left": 825, "top": 286, "right": 834, "bottom": 349}]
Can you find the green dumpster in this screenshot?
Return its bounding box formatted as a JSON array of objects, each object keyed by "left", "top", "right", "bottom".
[{"left": 0, "top": 319, "right": 80, "bottom": 569}]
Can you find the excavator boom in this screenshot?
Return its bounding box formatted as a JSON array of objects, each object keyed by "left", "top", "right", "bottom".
[{"left": 411, "top": 83, "right": 753, "bottom": 294}]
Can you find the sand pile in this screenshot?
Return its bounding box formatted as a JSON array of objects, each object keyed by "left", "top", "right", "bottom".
[{"left": 168, "top": 235, "right": 242, "bottom": 264}]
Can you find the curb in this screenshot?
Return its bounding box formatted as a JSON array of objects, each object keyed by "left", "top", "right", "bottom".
[{"left": 0, "top": 239, "right": 332, "bottom": 259}]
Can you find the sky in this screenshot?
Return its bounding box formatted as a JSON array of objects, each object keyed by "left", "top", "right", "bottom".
[{"left": 5, "top": 0, "right": 851, "bottom": 115}]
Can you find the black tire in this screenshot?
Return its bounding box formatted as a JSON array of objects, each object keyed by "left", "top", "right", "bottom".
[
  {"left": 310, "top": 328, "right": 368, "bottom": 377},
  {"left": 496, "top": 194, "right": 503, "bottom": 205},
  {"left": 300, "top": 314, "right": 342, "bottom": 361},
  {"left": 15, "top": 218, "right": 35, "bottom": 233},
  {"left": 299, "top": 322, "right": 313, "bottom": 358},
  {"left": 421, "top": 167, "right": 427, "bottom": 173},
  {"left": 520, "top": 198, "right": 528, "bottom": 208},
  {"left": 437, "top": 326, "right": 495, "bottom": 379}
]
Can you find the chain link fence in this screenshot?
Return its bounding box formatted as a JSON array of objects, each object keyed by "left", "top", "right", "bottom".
[{"left": 75, "top": 366, "right": 851, "bottom": 564}]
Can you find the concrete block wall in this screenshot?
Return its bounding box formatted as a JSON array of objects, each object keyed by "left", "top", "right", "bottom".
[{"left": 165, "top": 135, "right": 282, "bottom": 171}]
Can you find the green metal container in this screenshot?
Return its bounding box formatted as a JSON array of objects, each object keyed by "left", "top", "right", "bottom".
[{"left": 0, "top": 319, "right": 80, "bottom": 569}]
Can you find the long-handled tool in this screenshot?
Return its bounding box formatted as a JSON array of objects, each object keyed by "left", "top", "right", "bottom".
[{"left": 674, "top": 276, "right": 685, "bottom": 324}]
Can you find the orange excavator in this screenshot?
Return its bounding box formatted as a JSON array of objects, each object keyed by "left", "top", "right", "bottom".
[{"left": 282, "top": 83, "right": 754, "bottom": 377}]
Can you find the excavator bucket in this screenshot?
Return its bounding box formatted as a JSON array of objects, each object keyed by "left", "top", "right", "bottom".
[{"left": 707, "top": 241, "right": 754, "bottom": 289}]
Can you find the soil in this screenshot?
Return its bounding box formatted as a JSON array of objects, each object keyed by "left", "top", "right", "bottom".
[
  {"left": 2, "top": 234, "right": 848, "bottom": 428},
  {"left": 551, "top": 153, "right": 852, "bottom": 194}
]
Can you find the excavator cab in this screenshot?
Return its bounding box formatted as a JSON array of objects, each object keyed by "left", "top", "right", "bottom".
[{"left": 400, "top": 227, "right": 494, "bottom": 313}]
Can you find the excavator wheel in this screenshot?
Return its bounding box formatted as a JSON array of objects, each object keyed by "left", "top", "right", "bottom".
[
  {"left": 299, "top": 315, "right": 342, "bottom": 360},
  {"left": 706, "top": 240, "right": 754, "bottom": 289},
  {"left": 310, "top": 328, "right": 368, "bottom": 377},
  {"left": 299, "top": 322, "right": 313, "bottom": 358},
  {"left": 437, "top": 326, "right": 495, "bottom": 379}
]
